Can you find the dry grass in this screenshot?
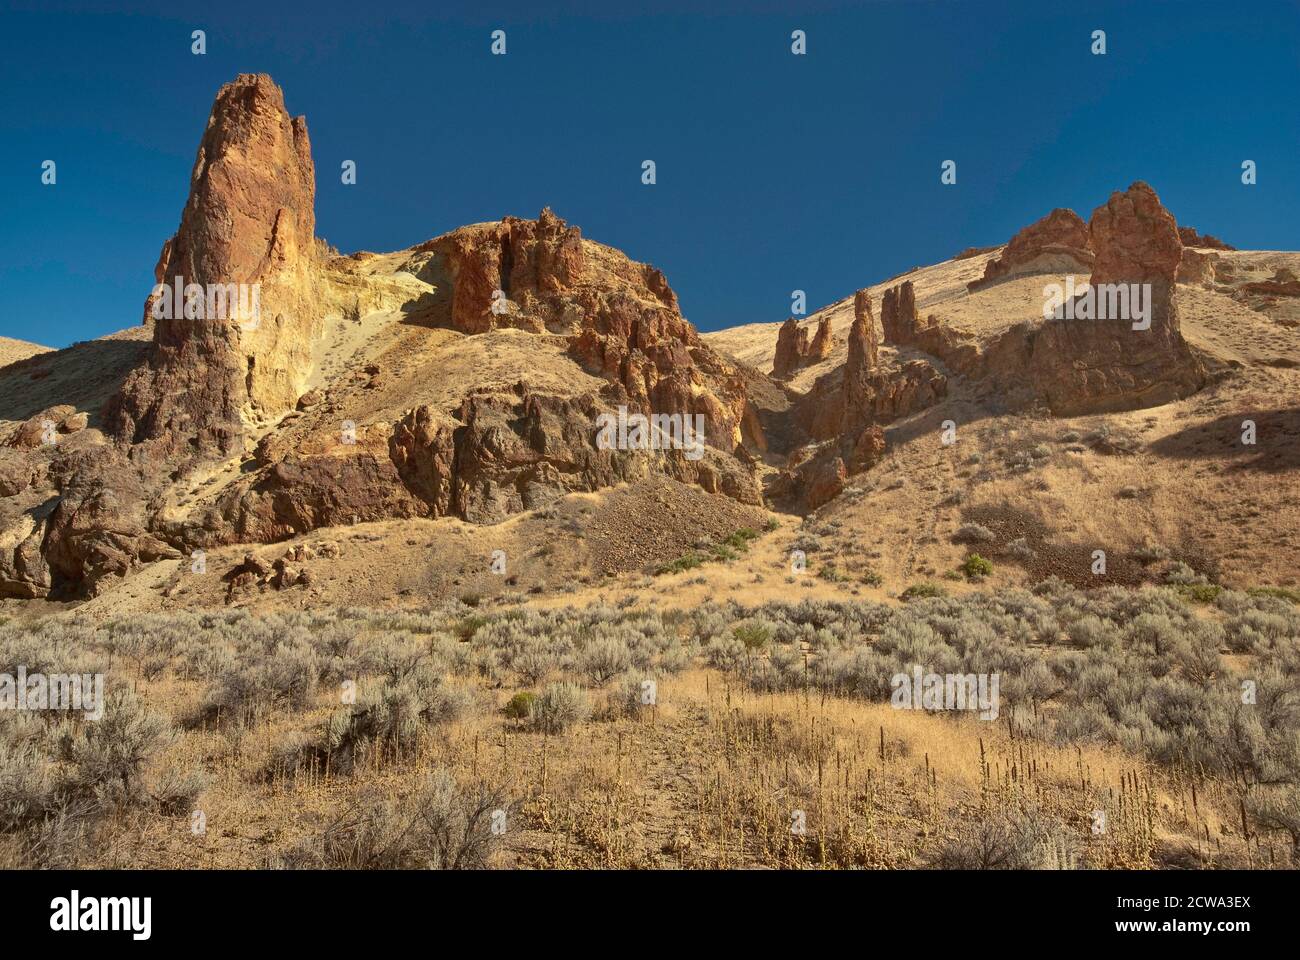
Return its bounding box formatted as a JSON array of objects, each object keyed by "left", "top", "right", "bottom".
[{"left": 3, "top": 586, "right": 1295, "bottom": 870}]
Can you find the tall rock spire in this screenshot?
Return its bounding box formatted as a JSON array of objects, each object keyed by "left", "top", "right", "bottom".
[{"left": 107, "top": 73, "right": 319, "bottom": 453}]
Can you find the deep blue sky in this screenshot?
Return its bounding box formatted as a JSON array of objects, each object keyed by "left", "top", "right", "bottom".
[{"left": 2, "top": 0, "right": 1297, "bottom": 348}]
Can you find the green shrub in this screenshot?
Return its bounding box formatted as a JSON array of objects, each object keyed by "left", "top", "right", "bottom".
[
  {"left": 725, "top": 529, "right": 759, "bottom": 550},
  {"left": 656, "top": 552, "right": 704, "bottom": 576},
  {"left": 455, "top": 615, "right": 488, "bottom": 642},
  {"left": 709, "top": 543, "right": 740, "bottom": 562},
  {"left": 732, "top": 622, "right": 771, "bottom": 651},
  {"left": 1177, "top": 583, "right": 1222, "bottom": 604},
  {"left": 961, "top": 554, "right": 993, "bottom": 580},
  {"left": 504, "top": 691, "right": 537, "bottom": 720},
  {"left": 901, "top": 582, "right": 947, "bottom": 600}
]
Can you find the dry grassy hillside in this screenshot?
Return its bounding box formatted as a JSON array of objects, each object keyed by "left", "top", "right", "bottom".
[
  {"left": 705, "top": 248, "right": 1300, "bottom": 592},
  {"left": 2, "top": 220, "right": 1298, "bottom": 873},
  {"left": 0, "top": 337, "right": 52, "bottom": 369}
]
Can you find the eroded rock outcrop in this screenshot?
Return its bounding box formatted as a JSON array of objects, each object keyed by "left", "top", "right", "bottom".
[
  {"left": 876, "top": 183, "right": 1205, "bottom": 416},
  {"left": 880, "top": 280, "right": 960, "bottom": 363},
  {"left": 417, "top": 208, "right": 760, "bottom": 459},
  {"left": 433, "top": 208, "right": 586, "bottom": 335},
  {"left": 106, "top": 73, "right": 319, "bottom": 454},
  {"left": 1178, "top": 248, "right": 1221, "bottom": 286},
  {"left": 41, "top": 445, "right": 183, "bottom": 596},
  {"left": 779, "top": 290, "right": 943, "bottom": 510},
  {"left": 967, "top": 208, "right": 1093, "bottom": 293},
  {"left": 193, "top": 375, "right": 762, "bottom": 545},
  {"left": 772, "top": 316, "right": 833, "bottom": 378},
  {"left": 1020, "top": 180, "right": 1204, "bottom": 414},
  {"left": 37, "top": 76, "right": 765, "bottom": 594},
  {"left": 1178, "top": 226, "right": 1235, "bottom": 251}
]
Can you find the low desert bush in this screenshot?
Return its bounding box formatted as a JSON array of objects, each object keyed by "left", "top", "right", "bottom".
[
  {"left": 532, "top": 682, "right": 591, "bottom": 734},
  {"left": 930, "top": 805, "right": 1077, "bottom": 870},
  {"left": 504, "top": 691, "right": 537, "bottom": 721},
  {"left": 901, "top": 582, "right": 947, "bottom": 601},
  {"left": 952, "top": 523, "right": 996, "bottom": 544},
  {"left": 275, "top": 768, "right": 511, "bottom": 870}
]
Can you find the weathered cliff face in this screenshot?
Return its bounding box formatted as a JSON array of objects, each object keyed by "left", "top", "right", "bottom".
[
  {"left": 1178, "top": 248, "right": 1221, "bottom": 285},
  {"left": 879, "top": 183, "right": 1206, "bottom": 416},
  {"left": 0, "top": 407, "right": 91, "bottom": 597},
  {"left": 0, "top": 71, "right": 772, "bottom": 596},
  {"left": 1020, "top": 181, "right": 1205, "bottom": 414},
  {"left": 0, "top": 408, "right": 181, "bottom": 598},
  {"left": 435, "top": 209, "right": 587, "bottom": 335},
  {"left": 840, "top": 291, "right": 879, "bottom": 432},
  {"left": 413, "top": 208, "right": 759, "bottom": 457},
  {"left": 106, "top": 73, "right": 319, "bottom": 454},
  {"left": 772, "top": 316, "right": 833, "bottom": 378},
  {"left": 0, "top": 66, "right": 1231, "bottom": 600},
  {"left": 967, "top": 208, "right": 1094, "bottom": 293},
  {"left": 779, "top": 290, "right": 945, "bottom": 510},
  {"left": 164, "top": 202, "right": 767, "bottom": 551}
]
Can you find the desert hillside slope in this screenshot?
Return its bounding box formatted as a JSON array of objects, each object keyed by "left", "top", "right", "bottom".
[{"left": 0, "top": 336, "right": 53, "bottom": 369}]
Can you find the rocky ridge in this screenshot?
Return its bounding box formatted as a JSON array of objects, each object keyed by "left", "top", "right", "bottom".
[{"left": 0, "top": 76, "right": 1236, "bottom": 600}]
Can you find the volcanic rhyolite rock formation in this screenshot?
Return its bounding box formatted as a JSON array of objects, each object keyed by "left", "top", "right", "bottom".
[
  {"left": 879, "top": 182, "right": 1205, "bottom": 415},
  {"left": 777, "top": 290, "right": 946, "bottom": 509},
  {"left": 772, "top": 316, "right": 833, "bottom": 378},
  {"left": 1021, "top": 181, "right": 1206, "bottom": 413},
  {"left": 0, "top": 74, "right": 1239, "bottom": 600},
  {"left": 1178, "top": 226, "right": 1235, "bottom": 252},
  {"left": 0, "top": 74, "right": 773, "bottom": 597},
  {"left": 107, "top": 73, "right": 320, "bottom": 455},
  {"left": 967, "top": 208, "right": 1093, "bottom": 293}
]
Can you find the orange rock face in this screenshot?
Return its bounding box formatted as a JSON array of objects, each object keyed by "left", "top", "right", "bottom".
[
  {"left": 1019, "top": 180, "right": 1204, "bottom": 413},
  {"left": 772, "top": 316, "right": 833, "bottom": 378},
  {"left": 878, "top": 183, "right": 1205, "bottom": 416},
  {"left": 107, "top": 73, "right": 319, "bottom": 453},
  {"left": 778, "top": 289, "right": 945, "bottom": 510},
  {"left": 968, "top": 208, "right": 1093, "bottom": 293},
  {"left": 840, "top": 291, "right": 879, "bottom": 432},
  {"left": 1, "top": 70, "right": 1230, "bottom": 598},
  {"left": 436, "top": 208, "right": 587, "bottom": 335},
  {"left": 27, "top": 75, "right": 768, "bottom": 596},
  {"left": 1178, "top": 225, "right": 1235, "bottom": 251}
]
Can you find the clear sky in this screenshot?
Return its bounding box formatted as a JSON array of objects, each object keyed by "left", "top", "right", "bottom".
[{"left": 2, "top": 0, "right": 1297, "bottom": 348}]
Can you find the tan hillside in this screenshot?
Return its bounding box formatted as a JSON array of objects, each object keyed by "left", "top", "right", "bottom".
[{"left": 0, "top": 336, "right": 52, "bottom": 369}]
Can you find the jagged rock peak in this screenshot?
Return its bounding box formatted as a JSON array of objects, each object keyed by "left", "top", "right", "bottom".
[{"left": 107, "top": 72, "right": 320, "bottom": 452}]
